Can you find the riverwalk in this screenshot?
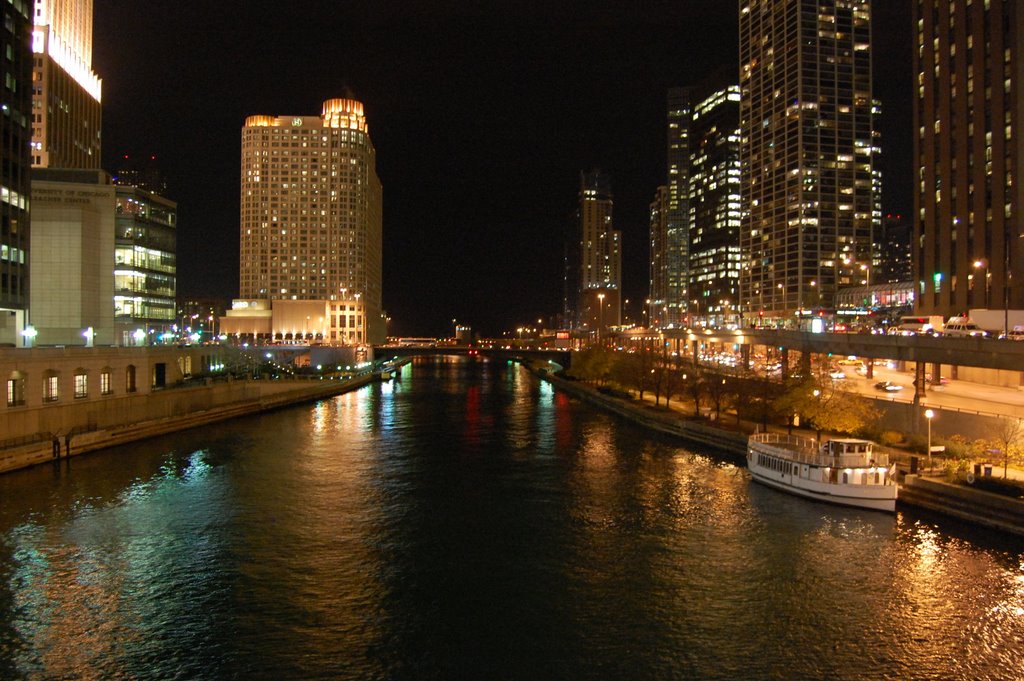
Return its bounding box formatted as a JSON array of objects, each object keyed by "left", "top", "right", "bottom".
[{"left": 533, "top": 368, "right": 1024, "bottom": 536}]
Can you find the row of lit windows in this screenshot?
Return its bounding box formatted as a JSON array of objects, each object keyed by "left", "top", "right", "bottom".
[{"left": 7, "top": 366, "right": 136, "bottom": 408}]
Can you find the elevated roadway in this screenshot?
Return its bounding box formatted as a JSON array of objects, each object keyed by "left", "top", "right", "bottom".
[{"left": 647, "top": 328, "right": 1024, "bottom": 373}]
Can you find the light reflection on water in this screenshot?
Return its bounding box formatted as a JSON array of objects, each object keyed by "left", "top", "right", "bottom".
[{"left": 0, "top": 356, "right": 1021, "bottom": 680}]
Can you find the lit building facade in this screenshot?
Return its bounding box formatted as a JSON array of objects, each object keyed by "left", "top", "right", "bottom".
[
  {"left": 689, "top": 85, "right": 742, "bottom": 327},
  {"left": 28, "top": 169, "right": 114, "bottom": 346},
  {"left": 0, "top": 0, "right": 33, "bottom": 346},
  {"left": 578, "top": 170, "right": 621, "bottom": 335},
  {"left": 30, "top": 0, "right": 102, "bottom": 169},
  {"left": 876, "top": 213, "right": 912, "bottom": 285},
  {"left": 114, "top": 185, "right": 177, "bottom": 345},
  {"left": 914, "top": 0, "right": 1023, "bottom": 319},
  {"left": 648, "top": 185, "right": 669, "bottom": 328},
  {"left": 228, "top": 97, "right": 384, "bottom": 345},
  {"left": 739, "top": 0, "right": 875, "bottom": 322},
  {"left": 665, "top": 88, "right": 691, "bottom": 325}
]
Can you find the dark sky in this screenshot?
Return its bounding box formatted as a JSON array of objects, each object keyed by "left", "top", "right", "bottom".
[{"left": 93, "top": 1, "right": 913, "bottom": 338}]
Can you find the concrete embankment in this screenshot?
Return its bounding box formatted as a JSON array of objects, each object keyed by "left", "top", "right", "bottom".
[
  {"left": 899, "top": 474, "right": 1024, "bottom": 537},
  {"left": 0, "top": 373, "right": 376, "bottom": 475},
  {"left": 534, "top": 369, "right": 1024, "bottom": 536},
  {"left": 536, "top": 371, "right": 748, "bottom": 457}
]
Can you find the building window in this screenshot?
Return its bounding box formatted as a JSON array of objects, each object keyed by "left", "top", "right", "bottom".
[
  {"left": 100, "top": 369, "right": 112, "bottom": 395},
  {"left": 43, "top": 371, "right": 59, "bottom": 403},
  {"left": 126, "top": 365, "right": 137, "bottom": 393},
  {"left": 7, "top": 372, "right": 26, "bottom": 407},
  {"left": 74, "top": 370, "right": 88, "bottom": 399}
]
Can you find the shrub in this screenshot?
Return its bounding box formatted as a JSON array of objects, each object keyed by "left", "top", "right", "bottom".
[{"left": 878, "top": 430, "right": 904, "bottom": 447}]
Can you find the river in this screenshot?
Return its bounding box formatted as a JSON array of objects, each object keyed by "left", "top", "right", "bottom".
[{"left": 0, "top": 356, "right": 1022, "bottom": 679}]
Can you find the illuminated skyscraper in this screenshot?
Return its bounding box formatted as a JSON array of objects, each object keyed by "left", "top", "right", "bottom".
[
  {"left": 665, "top": 88, "right": 691, "bottom": 326},
  {"left": 578, "top": 170, "right": 621, "bottom": 334},
  {"left": 648, "top": 185, "right": 669, "bottom": 327},
  {"left": 30, "top": 0, "right": 102, "bottom": 168},
  {"left": 739, "top": 0, "right": 875, "bottom": 322},
  {"left": 0, "top": 0, "right": 32, "bottom": 345},
  {"left": 689, "top": 85, "right": 742, "bottom": 327},
  {"left": 914, "top": 0, "right": 1022, "bottom": 321},
  {"left": 231, "top": 97, "right": 384, "bottom": 345}
]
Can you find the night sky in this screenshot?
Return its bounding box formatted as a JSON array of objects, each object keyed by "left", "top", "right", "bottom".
[{"left": 93, "top": 1, "right": 913, "bottom": 338}]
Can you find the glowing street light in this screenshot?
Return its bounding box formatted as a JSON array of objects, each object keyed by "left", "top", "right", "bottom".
[
  {"left": 924, "top": 408, "right": 936, "bottom": 472},
  {"left": 21, "top": 325, "right": 37, "bottom": 348},
  {"left": 597, "top": 293, "right": 606, "bottom": 344}
]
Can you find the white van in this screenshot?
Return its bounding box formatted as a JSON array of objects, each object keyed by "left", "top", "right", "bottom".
[
  {"left": 943, "top": 317, "right": 988, "bottom": 337},
  {"left": 896, "top": 315, "right": 944, "bottom": 335}
]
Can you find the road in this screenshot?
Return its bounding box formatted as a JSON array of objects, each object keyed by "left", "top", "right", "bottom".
[{"left": 832, "top": 363, "right": 1024, "bottom": 419}]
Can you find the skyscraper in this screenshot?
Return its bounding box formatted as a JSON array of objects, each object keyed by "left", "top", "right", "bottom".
[
  {"left": 30, "top": 0, "right": 102, "bottom": 169},
  {"left": 230, "top": 97, "right": 384, "bottom": 345},
  {"left": 739, "top": 0, "right": 875, "bottom": 323},
  {"left": 665, "top": 88, "right": 691, "bottom": 326},
  {"left": 648, "top": 185, "right": 669, "bottom": 328},
  {"left": 689, "top": 85, "right": 742, "bottom": 327},
  {"left": 578, "top": 170, "right": 621, "bottom": 335},
  {"left": 0, "top": 0, "right": 33, "bottom": 345},
  {"left": 914, "top": 0, "right": 1022, "bottom": 322}
]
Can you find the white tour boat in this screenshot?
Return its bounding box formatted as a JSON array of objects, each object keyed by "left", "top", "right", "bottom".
[{"left": 747, "top": 433, "right": 897, "bottom": 512}]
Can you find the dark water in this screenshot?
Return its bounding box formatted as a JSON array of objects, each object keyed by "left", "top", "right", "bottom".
[{"left": 1, "top": 357, "right": 1022, "bottom": 680}]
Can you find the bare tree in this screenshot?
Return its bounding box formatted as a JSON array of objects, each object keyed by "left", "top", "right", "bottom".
[{"left": 988, "top": 416, "right": 1024, "bottom": 479}]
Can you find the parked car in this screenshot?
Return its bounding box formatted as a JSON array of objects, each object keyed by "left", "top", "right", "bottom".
[
  {"left": 829, "top": 369, "right": 847, "bottom": 379},
  {"left": 874, "top": 381, "right": 904, "bottom": 392}
]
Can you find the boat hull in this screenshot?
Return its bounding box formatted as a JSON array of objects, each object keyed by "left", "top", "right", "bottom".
[{"left": 747, "top": 467, "right": 896, "bottom": 513}]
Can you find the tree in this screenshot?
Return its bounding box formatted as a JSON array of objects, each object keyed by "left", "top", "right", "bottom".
[
  {"left": 775, "top": 376, "right": 880, "bottom": 440},
  {"left": 705, "top": 375, "right": 736, "bottom": 421},
  {"left": 986, "top": 416, "right": 1024, "bottom": 479},
  {"left": 677, "top": 365, "right": 707, "bottom": 417},
  {"left": 569, "top": 346, "right": 617, "bottom": 386}
]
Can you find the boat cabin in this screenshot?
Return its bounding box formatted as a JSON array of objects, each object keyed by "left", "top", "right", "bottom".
[{"left": 820, "top": 438, "right": 882, "bottom": 467}]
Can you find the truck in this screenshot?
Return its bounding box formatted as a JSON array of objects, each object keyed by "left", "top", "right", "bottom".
[
  {"left": 967, "top": 309, "right": 1024, "bottom": 336},
  {"left": 896, "top": 315, "right": 945, "bottom": 335}
]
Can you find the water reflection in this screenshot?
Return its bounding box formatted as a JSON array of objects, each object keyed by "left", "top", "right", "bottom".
[{"left": 0, "top": 357, "right": 1020, "bottom": 679}]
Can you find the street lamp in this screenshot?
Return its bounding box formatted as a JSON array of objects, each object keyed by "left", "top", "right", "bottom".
[
  {"left": 925, "top": 408, "right": 935, "bottom": 472},
  {"left": 973, "top": 259, "right": 990, "bottom": 307},
  {"left": 597, "top": 293, "right": 605, "bottom": 344},
  {"left": 645, "top": 298, "right": 651, "bottom": 328}
]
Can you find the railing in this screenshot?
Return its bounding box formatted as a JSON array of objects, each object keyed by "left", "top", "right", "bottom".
[{"left": 749, "top": 432, "right": 890, "bottom": 467}]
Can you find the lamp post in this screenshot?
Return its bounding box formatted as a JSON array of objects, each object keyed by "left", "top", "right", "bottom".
[
  {"left": 597, "top": 292, "right": 605, "bottom": 344},
  {"left": 973, "top": 259, "right": 990, "bottom": 308},
  {"left": 354, "top": 292, "right": 362, "bottom": 345},
  {"left": 644, "top": 298, "right": 651, "bottom": 329},
  {"left": 925, "top": 408, "right": 935, "bottom": 472}
]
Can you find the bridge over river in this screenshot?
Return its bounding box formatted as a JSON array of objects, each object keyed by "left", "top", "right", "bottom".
[{"left": 377, "top": 344, "right": 572, "bottom": 370}]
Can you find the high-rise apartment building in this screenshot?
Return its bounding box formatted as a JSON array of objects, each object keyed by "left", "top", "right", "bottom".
[
  {"left": 228, "top": 97, "right": 384, "bottom": 345},
  {"left": 739, "top": 0, "right": 875, "bottom": 322},
  {"left": 914, "top": 0, "right": 1022, "bottom": 322},
  {"left": 648, "top": 185, "right": 669, "bottom": 328},
  {"left": 578, "top": 170, "right": 621, "bottom": 335},
  {"left": 30, "top": 0, "right": 102, "bottom": 169},
  {"left": 665, "top": 88, "right": 691, "bottom": 326},
  {"left": 689, "top": 85, "right": 742, "bottom": 327},
  {"left": 0, "top": 0, "right": 33, "bottom": 345}
]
